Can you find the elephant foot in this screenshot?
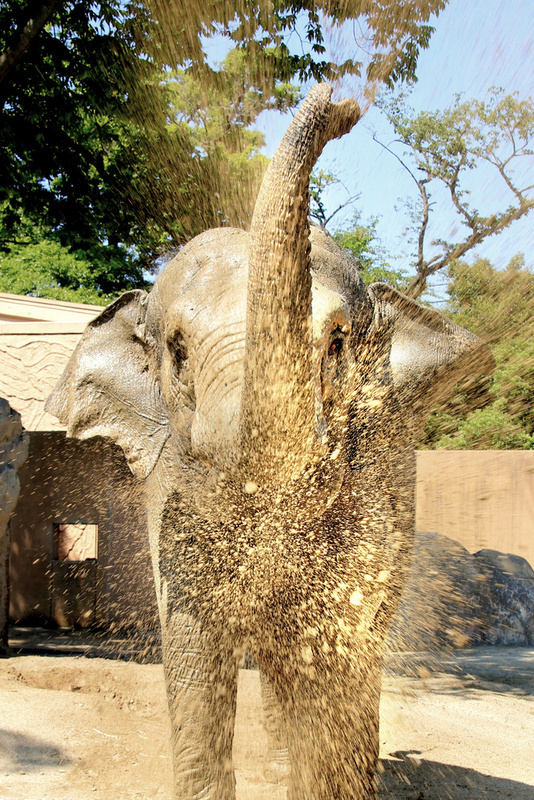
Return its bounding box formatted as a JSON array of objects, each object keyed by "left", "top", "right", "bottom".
[{"left": 263, "top": 748, "right": 291, "bottom": 785}]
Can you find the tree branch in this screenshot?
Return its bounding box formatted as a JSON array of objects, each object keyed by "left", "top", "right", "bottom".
[
  {"left": 488, "top": 154, "right": 532, "bottom": 203},
  {"left": 372, "top": 132, "right": 421, "bottom": 189},
  {"left": 323, "top": 192, "right": 360, "bottom": 227},
  {"left": 406, "top": 198, "right": 534, "bottom": 298},
  {"left": 0, "top": 0, "right": 63, "bottom": 88},
  {"left": 416, "top": 177, "right": 430, "bottom": 271}
]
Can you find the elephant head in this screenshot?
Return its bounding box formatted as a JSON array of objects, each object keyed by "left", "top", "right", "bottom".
[
  {"left": 46, "top": 84, "right": 493, "bottom": 800},
  {"left": 46, "top": 87, "right": 489, "bottom": 491}
]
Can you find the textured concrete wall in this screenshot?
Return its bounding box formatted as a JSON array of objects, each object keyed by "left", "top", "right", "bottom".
[
  {"left": 0, "top": 333, "right": 81, "bottom": 431},
  {"left": 9, "top": 432, "right": 158, "bottom": 631}
]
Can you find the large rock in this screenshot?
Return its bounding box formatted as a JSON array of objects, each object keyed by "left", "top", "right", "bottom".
[
  {"left": 474, "top": 549, "right": 534, "bottom": 646},
  {"left": 387, "top": 531, "right": 534, "bottom": 651},
  {"left": 387, "top": 531, "right": 486, "bottom": 651},
  {"left": 0, "top": 398, "right": 29, "bottom": 655}
]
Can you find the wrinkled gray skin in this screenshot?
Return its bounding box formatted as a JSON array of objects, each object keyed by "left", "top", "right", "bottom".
[{"left": 47, "top": 85, "right": 493, "bottom": 800}]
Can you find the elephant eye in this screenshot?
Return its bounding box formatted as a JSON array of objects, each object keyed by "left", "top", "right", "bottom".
[
  {"left": 328, "top": 330, "right": 345, "bottom": 357},
  {"left": 167, "top": 333, "right": 187, "bottom": 365}
]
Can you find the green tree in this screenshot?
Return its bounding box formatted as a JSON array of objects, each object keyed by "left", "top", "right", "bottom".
[
  {"left": 332, "top": 212, "right": 410, "bottom": 288},
  {"left": 375, "top": 89, "right": 534, "bottom": 298},
  {"left": 420, "top": 255, "right": 534, "bottom": 449},
  {"left": 1, "top": 0, "right": 448, "bottom": 301},
  {"left": 0, "top": 3, "right": 285, "bottom": 263},
  {"left": 0, "top": 2, "right": 277, "bottom": 297},
  {"left": 0, "top": 222, "right": 146, "bottom": 304},
  {"left": 1, "top": 1, "right": 184, "bottom": 269},
  {"left": 147, "top": 0, "right": 448, "bottom": 90}
]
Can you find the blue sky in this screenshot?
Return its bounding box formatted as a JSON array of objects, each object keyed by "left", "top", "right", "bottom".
[{"left": 255, "top": 0, "right": 534, "bottom": 298}]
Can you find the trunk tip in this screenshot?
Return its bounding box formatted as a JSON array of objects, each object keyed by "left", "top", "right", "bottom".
[{"left": 306, "top": 83, "right": 361, "bottom": 139}]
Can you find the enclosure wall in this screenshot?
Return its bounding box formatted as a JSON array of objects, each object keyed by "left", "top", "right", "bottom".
[
  {"left": 416, "top": 450, "right": 534, "bottom": 567},
  {"left": 9, "top": 432, "right": 158, "bottom": 630}
]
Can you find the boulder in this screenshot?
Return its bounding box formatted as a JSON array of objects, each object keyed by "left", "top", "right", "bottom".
[
  {"left": 387, "top": 531, "right": 534, "bottom": 651},
  {"left": 387, "top": 531, "right": 486, "bottom": 651},
  {"left": 474, "top": 549, "right": 534, "bottom": 646}
]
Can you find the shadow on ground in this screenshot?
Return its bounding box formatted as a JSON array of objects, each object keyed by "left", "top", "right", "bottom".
[
  {"left": 385, "top": 647, "right": 534, "bottom": 696},
  {"left": 7, "top": 625, "right": 162, "bottom": 662},
  {"left": 379, "top": 751, "right": 534, "bottom": 799},
  {"left": 0, "top": 729, "right": 70, "bottom": 772}
]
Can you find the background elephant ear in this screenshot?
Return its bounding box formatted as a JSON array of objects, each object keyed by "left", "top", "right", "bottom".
[
  {"left": 46, "top": 290, "right": 170, "bottom": 479},
  {"left": 368, "top": 282, "right": 495, "bottom": 407}
]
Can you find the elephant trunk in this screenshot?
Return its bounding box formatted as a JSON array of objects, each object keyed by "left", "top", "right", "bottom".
[{"left": 240, "top": 84, "right": 360, "bottom": 479}]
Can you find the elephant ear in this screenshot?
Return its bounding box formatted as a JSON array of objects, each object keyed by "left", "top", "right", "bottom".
[
  {"left": 46, "top": 290, "right": 170, "bottom": 479},
  {"left": 368, "top": 283, "right": 494, "bottom": 407}
]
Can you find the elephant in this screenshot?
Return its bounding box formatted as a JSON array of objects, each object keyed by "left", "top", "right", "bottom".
[{"left": 46, "top": 84, "right": 493, "bottom": 800}]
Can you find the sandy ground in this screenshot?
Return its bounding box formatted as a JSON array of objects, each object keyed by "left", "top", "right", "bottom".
[{"left": 0, "top": 639, "right": 532, "bottom": 800}]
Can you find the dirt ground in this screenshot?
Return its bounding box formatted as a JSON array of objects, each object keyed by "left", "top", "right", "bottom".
[{"left": 0, "top": 637, "right": 533, "bottom": 800}]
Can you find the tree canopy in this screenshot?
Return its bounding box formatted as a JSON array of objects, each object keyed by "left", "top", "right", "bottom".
[
  {"left": 146, "top": 0, "right": 448, "bottom": 89},
  {"left": 421, "top": 255, "right": 534, "bottom": 450},
  {"left": 0, "top": 2, "right": 274, "bottom": 264},
  {"left": 375, "top": 89, "right": 534, "bottom": 298},
  {"left": 0, "top": 222, "right": 144, "bottom": 304},
  {"left": 0, "top": 0, "right": 448, "bottom": 301}
]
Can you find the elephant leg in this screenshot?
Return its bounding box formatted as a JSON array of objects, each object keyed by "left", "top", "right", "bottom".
[
  {"left": 285, "top": 656, "right": 382, "bottom": 800},
  {"left": 162, "top": 610, "right": 238, "bottom": 800},
  {"left": 259, "top": 668, "right": 290, "bottom": 784}
]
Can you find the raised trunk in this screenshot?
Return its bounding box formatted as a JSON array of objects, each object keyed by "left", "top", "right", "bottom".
[{"left": 240, "top": 84, "right": 360, "bottom": 479}]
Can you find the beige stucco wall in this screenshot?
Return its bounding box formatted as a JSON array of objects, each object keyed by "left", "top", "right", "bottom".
[
  {"left": 416, "top": 450, "right": 534, "bottom": 567},
  {"left": 0, "top": 292, "right": 101, "bottom": 431},
  {"left": 0, "top": 332, "right": 83, "bottom": 430},
  {"left": 0, "top": 292, "right": 102, "bottom": 324}
]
